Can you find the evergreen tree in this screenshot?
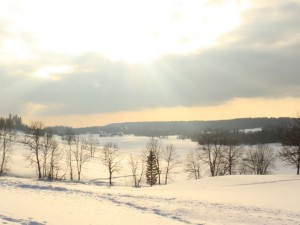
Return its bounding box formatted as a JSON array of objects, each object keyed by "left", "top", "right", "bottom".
[{"left": 146, "top": 150, "right": 158, "bottom": 186}]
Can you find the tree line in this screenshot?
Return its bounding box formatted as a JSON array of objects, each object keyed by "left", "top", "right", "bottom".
[
  {"left": 185, "top": 117, "right": 300, "bottom": 178},
  {"left": 185, "top": 130, "right": 277, "bottom": 178},
  {"left": 48, "top": 118, "right": 293, "bottom": 144}
]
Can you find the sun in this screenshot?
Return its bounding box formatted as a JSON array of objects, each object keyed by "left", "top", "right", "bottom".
[
  {"left": 9, "top": 0, "right": 249, "bottom": 63},
  {"left": 33, "top": 65, "right": 73, "bottom": 80}
]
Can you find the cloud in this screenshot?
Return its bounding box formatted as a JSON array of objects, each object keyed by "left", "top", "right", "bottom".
[
  {"left": 0, "top": 0, "right": 299, "bottom": 118},
  {"left": 222, "top": 1, "right": 300, "bottom": 48}
]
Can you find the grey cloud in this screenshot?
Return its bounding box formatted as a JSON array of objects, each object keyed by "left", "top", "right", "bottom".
[
  {"left": 225, "top": 1, "right": 300, "bottom": 47},
  {"left": 163, "top": 43, "right": 300, "bottom": 103},
  {"left": 17, "top": 42, "right": 300, "bottom": 116}
]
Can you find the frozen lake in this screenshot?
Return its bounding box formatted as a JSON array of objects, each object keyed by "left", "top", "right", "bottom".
[{"left": 95, "top": 135, "right": 198, "bottom": 155}]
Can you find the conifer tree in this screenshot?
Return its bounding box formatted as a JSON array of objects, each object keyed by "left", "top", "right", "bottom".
[{"left": 146, "top": 150, "right": 158, "bottom": 186}]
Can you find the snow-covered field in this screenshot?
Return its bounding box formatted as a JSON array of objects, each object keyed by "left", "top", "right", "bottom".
[
  {"left": 1, "top": 135, "right": 299, "bottom": 225},
  {"left": 1, "top": 175, "right": 299, "bottom": 225}
]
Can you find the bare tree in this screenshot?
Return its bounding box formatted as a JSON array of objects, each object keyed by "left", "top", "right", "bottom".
[
  {"left": 63, "top": 127, "right": 75, "bottom": 180},
  {"left": 198, "top": 129, "right": 225, "bottom": 177},
  {"left": 145, "top": 137, "right": 163, "bottom": 184},
  {"left": 47, "top": 138, "right": 63, "bottom": 180},
  {"left": 41, "top": 130, "right": 54, "bottom": 178},
  {"left": 129, "top": 153, "right": 145, "bottom": 187},
  {"left": 24, "top": 121, "right": 45, "bottom": 179},
  {"left": 0, "top": 117, "right": 16, "bottom": 175},
  {"left": 279, "top": 146, "right": 300, "bottom": 175},
  {"left": 222, "top": 135, "right": 243, "bottom": 175},
  {"left": 185, "top": 149, "right": 201, "bottom": 180},
  {"left": 73, "top": 137, "right": 89, "bottom": 181},
  {"left": 85, "top": 134, "right": 99, "bottom": 157},
  {"left": 279, "top": 117, "right": 300, "bottom": 175},
  {"left": 25, "top": 126, "right": 63, "bottom": 180},
  {"left": 242, "top": 145, "right": 276, "bottom": 175},
  {"left": 163, "top": 144, "right": 180, "bottom": 184},
  {"left": 101, "top": 142, "right": 121, "bottom": 186}
]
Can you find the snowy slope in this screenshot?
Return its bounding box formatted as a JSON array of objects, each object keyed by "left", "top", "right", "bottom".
[{"left": 0, "top": 175, "right": 299, "bottom": 225}]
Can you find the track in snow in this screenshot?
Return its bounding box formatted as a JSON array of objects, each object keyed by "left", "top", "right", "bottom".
[{"left": 1, "top": 178, "right": 300, "bottom": 225}]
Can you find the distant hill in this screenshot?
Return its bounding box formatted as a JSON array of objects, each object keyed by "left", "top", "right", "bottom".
[{"left": 50, "top": 117, "right": 292, "bottom": 137}]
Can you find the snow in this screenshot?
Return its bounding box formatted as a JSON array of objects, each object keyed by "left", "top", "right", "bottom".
[
  {"left": 1, "top": 135, "right": 299, "bottom": 225},
  {"left": 239, "top": 128, "right": 262, "bottom": 133},
  {"left": 1, "top": 175, "right": 299, "bottom": 225}
]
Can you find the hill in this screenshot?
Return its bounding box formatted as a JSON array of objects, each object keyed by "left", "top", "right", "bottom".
[{"left": 51, "top": 117, "right": 291, "bottom": 137}]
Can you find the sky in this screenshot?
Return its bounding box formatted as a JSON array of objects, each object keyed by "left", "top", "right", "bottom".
[{"left": 0, "top": 0, "right": 300, "bottom": 127}]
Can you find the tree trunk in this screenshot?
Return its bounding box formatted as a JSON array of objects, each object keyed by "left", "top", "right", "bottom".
[
  {"left": 0, "top": 138, "right": 6, "bottom": 174},
  {"left": 109, "top": 171, "right": 112, "bottom": 186},
  {"left": 36, "top": 147, "right": 42, "bottom": 179},
  {"left": 37, "top": 161, "right": 42, "bottom": 179},
  {"left": 157, "top": 163, "right": 161, "bottom": 185},
  {"left": 298, "top": 147, "right": 300, "bottom": 175},
  {"left": 228, "top": 154, "right": 232, "bottom": 175},
  {"left": 150, "top": 170, "right": 153, "bottom": 187},
  {"left": 210, "top": 166, "right": 215, "bottom": 177},
  {"left": 70, "top": 161, "right": 73, "bottom": 180},
  {"left": 69, "top": 152, "right": 73, "bottom": 180},
  {"left": 165, "top": 171, "right": 168, "bottom": 185},
  {"left": 158, "top": 173, "right": 161, "bottom": 184}
]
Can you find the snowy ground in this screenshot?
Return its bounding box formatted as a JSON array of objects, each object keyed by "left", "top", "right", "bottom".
[
  {"left": 0, "top": 175, "right": 299, "bottom": 225},
  {"left": 1, "top": 135, "right": 299, "bottom": 225}
]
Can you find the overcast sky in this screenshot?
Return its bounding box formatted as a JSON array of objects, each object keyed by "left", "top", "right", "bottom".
[{"left": 1, "top": 0, "right": 300, "bottom": 126}]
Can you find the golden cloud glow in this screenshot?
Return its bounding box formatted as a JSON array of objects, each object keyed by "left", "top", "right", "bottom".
[{"left": 23, "top": 97, "right": 300, "bottom": 127}]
